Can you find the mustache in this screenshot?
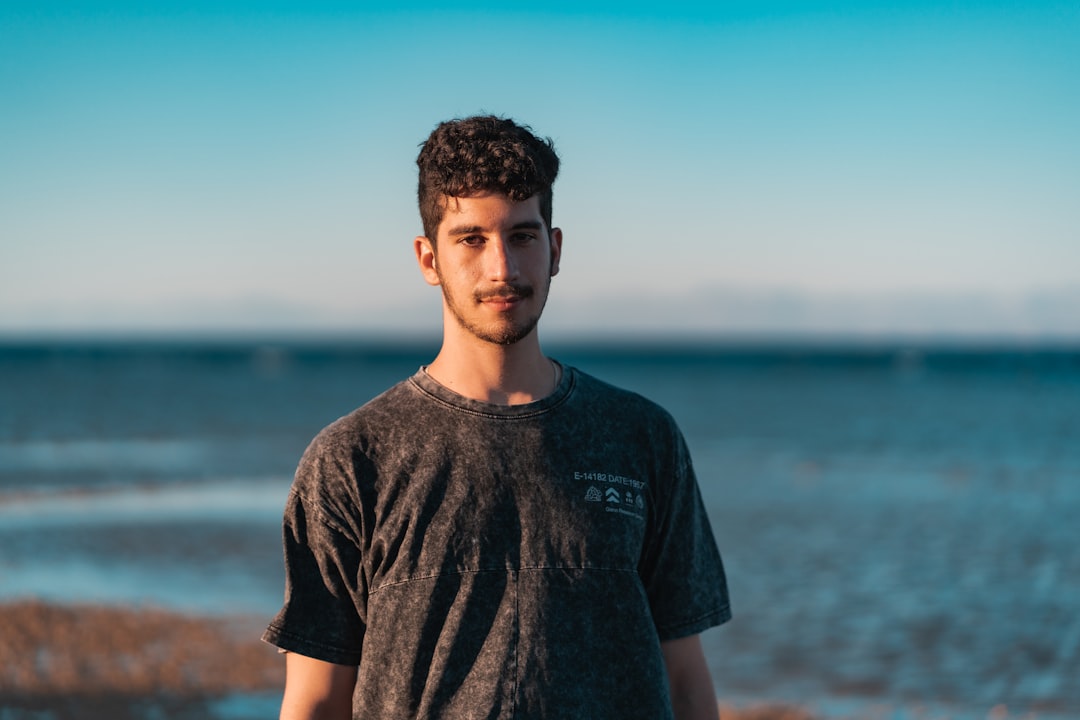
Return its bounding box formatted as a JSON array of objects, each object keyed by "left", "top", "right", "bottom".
[{"left": 474, "top": 283, "right": 534, "bottom": 302}]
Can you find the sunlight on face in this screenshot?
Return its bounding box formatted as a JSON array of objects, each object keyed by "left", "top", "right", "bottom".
[{"left": 424, "top": 193, "right": 561, "bottom": 346}]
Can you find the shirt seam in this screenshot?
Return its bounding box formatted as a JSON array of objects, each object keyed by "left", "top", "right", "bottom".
[
  {"left": 368, "top": 564, "right": 639, "bottom": 595},
  {"left": 290, "top": 486, "right": 355, "bottom": 539}
]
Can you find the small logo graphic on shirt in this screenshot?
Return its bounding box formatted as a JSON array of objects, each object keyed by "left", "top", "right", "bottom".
[{"left": 576, "top": 471, "right": 647, "bottom": 520}]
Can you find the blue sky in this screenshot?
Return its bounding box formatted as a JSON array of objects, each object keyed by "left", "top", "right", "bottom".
[{"left": 2, "top": 1, "right": 1077, "bottom": 338}]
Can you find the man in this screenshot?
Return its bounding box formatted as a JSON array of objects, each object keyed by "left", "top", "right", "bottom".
[{"left": 263, "top": 115, "right": 731, "bottom": 719}]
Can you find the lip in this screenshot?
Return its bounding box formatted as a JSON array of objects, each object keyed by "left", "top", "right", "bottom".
[{"left": 481, "top": 296, "right": 523, "bottom": 311}]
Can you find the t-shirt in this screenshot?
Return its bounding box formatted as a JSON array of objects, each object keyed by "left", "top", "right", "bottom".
[{"left": 263, "top": 365, "right": 731, "bottom": 719}]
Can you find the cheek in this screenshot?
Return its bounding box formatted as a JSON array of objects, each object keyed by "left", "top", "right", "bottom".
[{"left": 442, "top": 264, "right": 480, "bottom": 291}]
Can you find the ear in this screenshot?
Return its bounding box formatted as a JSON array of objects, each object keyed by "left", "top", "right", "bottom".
[
  {"left": 414, "top": 236, "right": 441, "bottom": 286},
  {"left": 549, "top": 227, "right": 563, "bottom": 277}
]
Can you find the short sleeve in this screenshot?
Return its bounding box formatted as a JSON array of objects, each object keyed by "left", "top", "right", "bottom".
[
  {"left": 261, "top": 487, "right": 367, "bottom": 665},
  {"left": 639, "top": 426, "right": 732, "bottom": 641}
]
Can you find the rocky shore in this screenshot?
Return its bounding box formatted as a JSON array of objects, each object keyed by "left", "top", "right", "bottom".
[
  {"left": 0, "top": 600, "right": 817, "bottom": 719},
  {"left": 0, "top": 600, "right": 280, "bottom": 719}
]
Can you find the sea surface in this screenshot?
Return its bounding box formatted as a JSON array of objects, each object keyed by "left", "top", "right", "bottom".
[{"left": 1, "top": 339, "right": 1078, "bottom": 719}]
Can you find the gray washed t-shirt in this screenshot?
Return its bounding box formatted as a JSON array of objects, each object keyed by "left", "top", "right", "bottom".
[{"left": 263, "top": 365, "right": 730, "bottom": 719}]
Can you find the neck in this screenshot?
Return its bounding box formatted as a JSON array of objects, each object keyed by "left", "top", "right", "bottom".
[{"left": 425, "top": 330, "right": 557, "bottom": 406}]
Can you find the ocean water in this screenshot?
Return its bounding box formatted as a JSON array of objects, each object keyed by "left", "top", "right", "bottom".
[{"left": 1, "top": 339, "right": 1078, "bottom": 718}]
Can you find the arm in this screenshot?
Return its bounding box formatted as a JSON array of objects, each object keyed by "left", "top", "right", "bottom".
[
  {"left": 661, "top": 634, "right": 718, "bottom": 720},
  {"left": 279, "top": 652, "right": 358, "bottom": 720}
]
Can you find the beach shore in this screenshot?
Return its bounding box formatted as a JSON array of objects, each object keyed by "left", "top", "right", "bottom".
[
  {"left": 0, "top": 599, "right": 281, "bottom": 719},
  {"left": 0, "top": 600, "right": 820, "bottom": 720}
]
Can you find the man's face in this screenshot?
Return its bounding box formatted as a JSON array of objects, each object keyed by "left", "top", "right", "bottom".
[{"left": 415, "top": 193, "right": 562, "bottom": 346}]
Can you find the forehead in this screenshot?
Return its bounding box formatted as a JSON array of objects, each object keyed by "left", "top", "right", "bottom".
[{"left": 438, "top": 193, "right": 544, "bottom": 235}]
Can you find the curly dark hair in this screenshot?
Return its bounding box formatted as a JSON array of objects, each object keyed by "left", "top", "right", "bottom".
[{"left": 416, "top": 115, "right": 560, "bottom": 243}]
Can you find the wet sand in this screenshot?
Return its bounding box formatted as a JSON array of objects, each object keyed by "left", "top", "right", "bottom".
[{"left": 0, "top": 600, "right": 817, "bottom": 720}]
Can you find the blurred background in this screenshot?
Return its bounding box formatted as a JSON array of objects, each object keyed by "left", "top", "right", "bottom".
[
  {"left": 1, "top": 1, "right": 1078, "bottom": 719},
  {"left": 2, "top": 0, "right": 1078, "bottom": 339}
]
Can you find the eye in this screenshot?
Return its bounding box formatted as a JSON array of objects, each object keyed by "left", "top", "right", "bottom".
[
  {"left": 460, "top": 235, "right": 485, "bottom": 247},
  {"left": 510, "top": 232, "right": 537, "bottom": 245}
]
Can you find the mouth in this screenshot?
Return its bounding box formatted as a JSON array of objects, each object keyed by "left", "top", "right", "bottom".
[
  {"left": 476, "top": 285, "right": 533, "bottom": 310},
  {"left": 480, "top": 296, "right": 523, "bottom": 312}
]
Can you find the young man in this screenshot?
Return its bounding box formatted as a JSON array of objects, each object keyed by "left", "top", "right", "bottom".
[{"left": 263, "top": 116, "right": 731, "bottom": 719}]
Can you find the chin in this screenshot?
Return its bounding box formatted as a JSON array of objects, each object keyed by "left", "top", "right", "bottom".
[{"left": 470, "top": 318, "right": 539, "bottom": 346}]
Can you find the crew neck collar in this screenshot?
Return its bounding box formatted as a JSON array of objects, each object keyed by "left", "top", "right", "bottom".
[{"left": 409, "top": 361, "right": 573, "bottom": 418}]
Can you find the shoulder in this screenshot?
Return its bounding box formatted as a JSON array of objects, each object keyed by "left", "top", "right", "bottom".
[
  {"left": 290, "top": 376, "right": 424, "bottom": 508},
  {"left": 564, "top": 367, "right": 688, "bottom": 460},
  {"left": 304, "top": 375, "right": 426, "bottom": 455},
  {"left": 568, "top": 367, "right": 680, "bottom": 427}
]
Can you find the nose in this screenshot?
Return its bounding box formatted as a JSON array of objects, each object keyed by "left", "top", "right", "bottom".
[{"left": 485, "top": 236, "right": 519, "bottom": 281}]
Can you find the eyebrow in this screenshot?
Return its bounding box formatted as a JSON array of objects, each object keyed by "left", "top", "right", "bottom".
[{"left": 446, "top": 220, "right": 544, "bottom": 237}]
